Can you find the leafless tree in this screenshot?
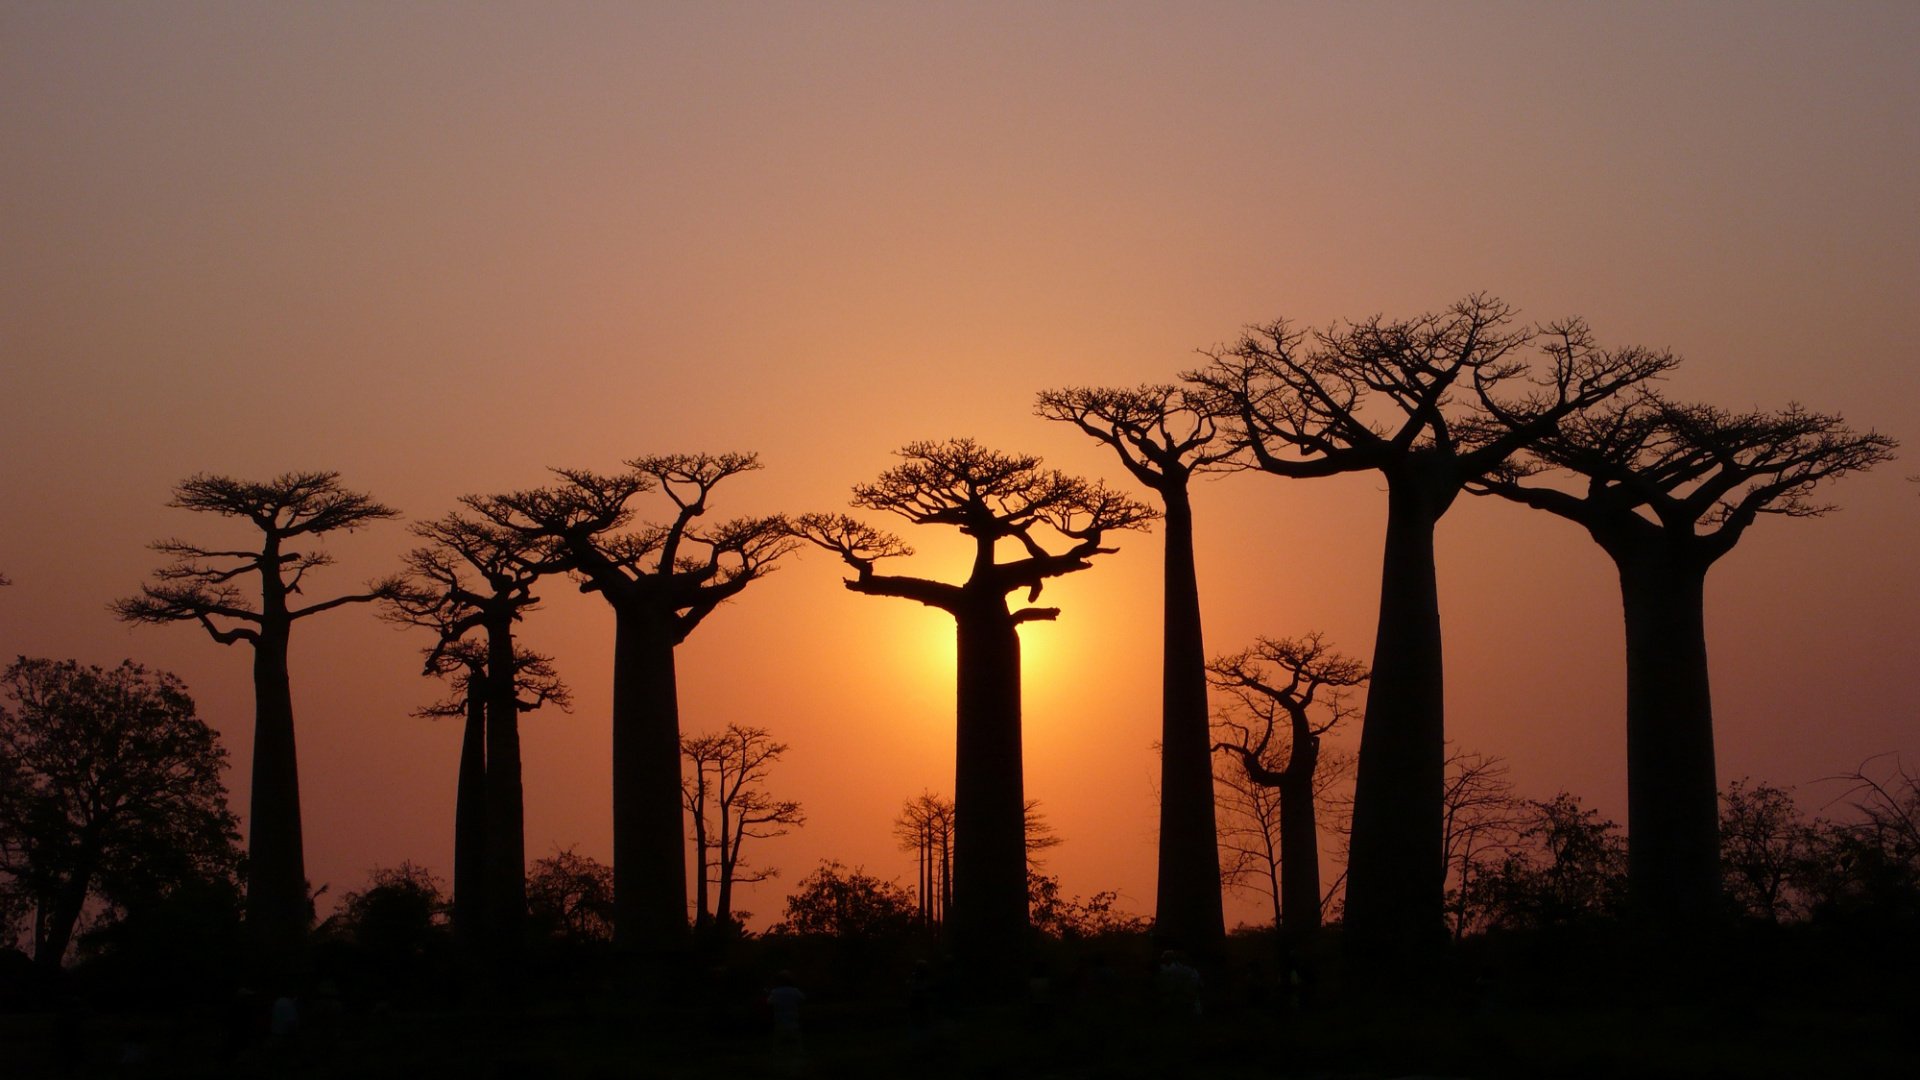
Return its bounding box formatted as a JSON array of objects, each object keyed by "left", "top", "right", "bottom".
[
  {"left": 1472, "top": 395, "right": 1895, "bottom": 924},
  {"left": 1208, "top": 633, "right": 1366, "bottom": 932},
  {"left": 1439, "top": 749, "right": 1528, "bottom": 939},
  {"left": 1187, "top": 300, "right": 1674, "bottom": 950},
  {"left": 114, "top": 472, "right": 402, "bottom": 959},
  {"left": 794, "top": 439, "right": 1154, "bottom": 979},
  {"left": 1036, "top": 384, "right": 1239, "bottom": 953},
  {"left": 680, "top": 724, "right": 804, "bottom": 933},
  {"left": 464, "top": 453, "right": 796, "bottom": 955},
  {"left": 894, "top": 792, "right": 954, "bottom": 925}
]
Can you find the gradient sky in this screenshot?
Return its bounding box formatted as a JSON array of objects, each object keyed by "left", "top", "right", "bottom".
[{"left": 4, "top": 2, "right": 1917, "bottom": 929}]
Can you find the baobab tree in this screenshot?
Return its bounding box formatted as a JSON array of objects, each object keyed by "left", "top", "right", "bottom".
[
  {"left": 680, "top": 724, "right": 804, "bottom": 934},
  {"left": 1188, "top": 299, "right": 1674, "bottom": 949},
  {"left": 1471, "top": 395, "right": 1896, "bottom": 925},
  {"left": 388, "top": 514, "right": 564, "bottom": 953},
  {"left": 1036, "top": 384, "right": 1237, "bottom": 953},
  {"left": 794, "top": 439, "right": 1154, "bottom": 978},
  {"left": 114, "top": 472, "right": 401, "bottom": 960},
  {"left": 894, "top": 792, "right": 955, "bottom": 924},
  {"left": 403, "top": 637, "right": 568, "bottom": 949},
  {"left": 1208, "top": 633, "right": 1367, "bottom": 933},
  {"left": 464, "top": 453, "right": 795, "bottom": 955}
]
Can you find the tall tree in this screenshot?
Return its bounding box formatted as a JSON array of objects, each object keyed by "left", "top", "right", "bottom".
[
  {"left": 894, "top": 792, "right": 954, "bottom": 925},
  {"left": 0, "top": 659, "right": 241, "bottom": 973},
  {"left": 1208, "top": 633, "right": 1366, "bottom": 933},
  {"left": 795, "top": 440, "right": 1153, "bottom": 981},
  {"left": 464, "top": 453, "right": 795, "bottom": 955},
  {"left": 113, "top": 472, "right": 401, "bottom": 960},
  {"left": 404, "top": 638, "right": 568, "bottom": 949},
  {"left": 1188, "top": 300, "right": 1673, "bottom": 950},
  {"left": 1036, "top": 384, "right": 1237, "bottom": 953},
  {"left": 389, "top": 514, "right": 565, "bottom": 954},
  {"left": 1471, "top": 396, "right": 1895, "bottom": 925},
  {"left": 680, "top": 724, "right": 805, "bottom": 933}
]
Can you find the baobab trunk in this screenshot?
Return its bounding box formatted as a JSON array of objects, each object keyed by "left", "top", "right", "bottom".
[
  {"left": 248, "top": 627, "right": 309, "bottom": 961},
  {"left": 951, "top": 608, "right": 1028, "bottom": 982},
  {"left": 1617, "top": 553, "right": 1721, "bottom": 926},
  {"left": 1344, "top": 474, "right": 1448, "bottom": 952},
  {"left": 1279, "top": 748, "right": 1322, "bottom": 933},
  {"left": 1155, "top": 489, "right": 1227, "bottom": 953},
  {"left": 611, "top": 608, "right": 690, "bottom": 955},
  {"left": 483, "top": 619, "right": 527, "bottom": 951},
  {"left": 452, "top": 678, "right": 488, "bottom": 947}
]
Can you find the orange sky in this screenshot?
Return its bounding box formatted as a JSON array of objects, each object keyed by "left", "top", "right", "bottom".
[{"left": 4, "top": 3, "right": 1917, "bottom": 929}]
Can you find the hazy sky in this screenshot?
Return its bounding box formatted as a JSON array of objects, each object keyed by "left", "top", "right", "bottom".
[{"left": 4, "top": 2, "right": 1916, "bottom": 928}]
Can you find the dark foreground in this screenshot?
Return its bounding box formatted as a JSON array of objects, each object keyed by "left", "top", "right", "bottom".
[{"left": 5, "top": 924, "right": 1915, "bottom": 1079}]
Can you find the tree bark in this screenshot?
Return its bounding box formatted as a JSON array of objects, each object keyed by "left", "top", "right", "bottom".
[
  {"left": 611, "top": 607, "right": 690, "bottom": 955},
  {"left": 1154, "top": 488, "right": 1227, "bottom": 953},
  {"left": 1344, "top": 471, "right": 1448, "bottom": 952},
  {"left": 1616, "top": 552, "right": 1721, "bottom": 926},
  {"left": 951, "top": 606, "right": 1027, "bottom": 983},
  {"left": 452, "top": 675, "right": 488, "bottom": 947},
  {"left": 247, "top": 624, "right": 309, "bottom": 961},
  {"left": 483, "top": 616, "right": 527, "bottom": 953}
]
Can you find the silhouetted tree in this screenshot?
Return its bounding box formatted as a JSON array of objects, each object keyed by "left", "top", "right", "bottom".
[
  {"left": 1439, "top": 749, "right": 1528, "bottom": 939},
  {"left": 388, "top": 514, "right": 567, "bottom": 955},
  {"left": 329, "top": 862, "right": 447, "bottom": 953},
  {"left": 1472, "top": 396, "right": 1896, "bottom": 925},
  {"left": 894, "top": 793, "right": 954, "bottom": 924},
  {"left": 1036, "top": 384, "right": 1237, "bottom": 953},
  {"left": 1189, "top": 300, "right": 1673, "bottom": 950},
  {"left": 771, "top": 861, "right": 917, "bottom": 939},
  {"left": 1208, "top": 634, "right": 1366, "bottom": 933},
  {"left": 1027, "top": 872, "right": 1152, "bottom": 940},
  {"left": 1214, "top": 738, "right": 1355, "bottom": 929},
  {"left": 526, "top": 847, "right": 615, "bottom": 945},
  {"left": 795, "top": 440, "right": 1154, "bottom": 979},
  {"left": 465, "top": 454, "right": 795, "bottom": 955},
  {"left": 404, "top": 639, "right": 568, "bottom": 949},
  {"left": 0, "top": 659, "right": 241, "bottom": 973},
  {"left": 1718, "top": 779, "right": 1810, "bottom": 923},
  {"left": 1477, "top": 793, "right": 1627, "bottom": 932},
  {"left": 113, "top": 472, "right": 401, "bottom": 960},
  {"left": 1801, "top": 755, "right": 1920, "bottom": 924},
  {"left": 680, "top": 724, "right": 804, "bottom": 934}
]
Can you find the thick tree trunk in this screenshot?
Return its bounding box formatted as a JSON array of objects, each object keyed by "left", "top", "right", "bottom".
[
  {"left": 1279, "top": 751, "right": 1322, "bottom": 933},
  {"left": 1154, "top": 489, "right": 1226, "bottom": 953},
  {"left": 34, "top": 871, "right": 92, "bottom": 972},
  {"left": 1344, "top": 474, "right": 1448, "bottom": 952},
  {"left": 483, "top": 618, "right": 527, "bottom": 953},
  {"left": 610, "top": 608, "right": 690, "bottom": 955},
  {"left": 1617, "top": 553, "right": 1721, "bottom": 926},
  {"left": 452, "top": 676, "right": 487, "bottom": 947},
  {"left": 951, "top": 607, "right": 1027, "bottom": 983},
  {"left": 247, "top": 626, "right": 310, "bottom": 961}
]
